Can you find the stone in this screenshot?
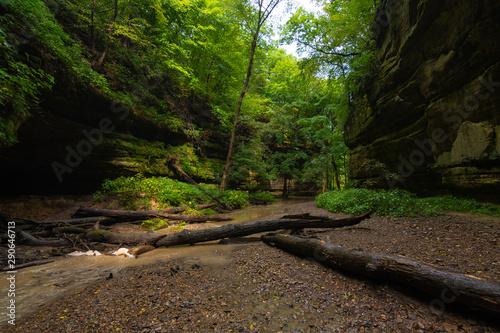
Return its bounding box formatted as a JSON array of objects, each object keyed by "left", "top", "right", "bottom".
[
  {"left": 345, "top": 0, "right": 500, "bottom": 201},
  {"left": 450, "top": 121, "right": 495, "bottom": 163}
]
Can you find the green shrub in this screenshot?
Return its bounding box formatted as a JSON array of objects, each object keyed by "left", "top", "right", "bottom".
[
  {"left": 218, "top": 190, "right": 250, "bottom": 209},
  {"left": 93, "top": 174, "right": 211, "bottom": 210},
  {"left": 316, "top": 189, "right": 500, "bottom": 217},
  {"left": 417, "top": 195, "right": 500, "bottom": 216},
  {"left": 141, "top": 218, "right": 169, "bottom": 231},
  {"left": 93, "top": 174, "right": 254, "bottom": 211},
  {"left": 316, "top": 189, "right": 432, "bottom": 217},
  {"left": 249, "top": 192, "right": 278, "bottom": 205}
]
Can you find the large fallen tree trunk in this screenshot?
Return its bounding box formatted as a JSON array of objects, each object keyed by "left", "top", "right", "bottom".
[
  {"left": 13, "top": 216, "right": 116, "bottom": 227},
  {"left": 261, "top": 234, "right": 500, "bottom": 318},
  {"left": 73, "top": 207, "right": 233, "bottom": 222},
  {"left": 156, "top": 212, "right": 370, "bottom": 247},
  {"left": 85, "top": 230, "right": 166, "bottom": 245},
  {"left": 18, "top": 230, "right": 72, "bottom": 247},
  {"left": 15, "top": 213, "right": 370, "bottom": 252}
]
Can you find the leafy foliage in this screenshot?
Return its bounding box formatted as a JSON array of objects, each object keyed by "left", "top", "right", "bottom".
[
  {"left": 1, "top": 0, "right": 377, "bottom": 195},
  {"left": 418, "top": 196, "right": 500, "bottom": 217},
  {"left": 316, "top": 189, "right": 428, "bottom": 217},
  {"left": 282, "top": 0, "right": 376, "bottom": 79},
  {"left": 317, "top": 189, "right": 500, "bottom": 217},
  {"left": 141, "top": 218, "right": 169, "bottom": 231},
  {"left": 93, "top": 174, "right": 274, "bottom": 211},
  {"left": 249, "top": 191, "right": 277, "bottom": 204},
  {"left": 94, "top": 174, "right": 212, "bottom": 210},
  {"left": 0, "top": 23, "right": 54, "bottom": 146}
]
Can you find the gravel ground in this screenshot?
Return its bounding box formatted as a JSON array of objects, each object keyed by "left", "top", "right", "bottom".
[{"left": 2, "top": 201, "right": 500, "bottom": 332}]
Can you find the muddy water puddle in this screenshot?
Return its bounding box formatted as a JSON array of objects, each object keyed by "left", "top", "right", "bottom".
[{"left": 0, "top": 198, "right": 312, "bottom": 326}]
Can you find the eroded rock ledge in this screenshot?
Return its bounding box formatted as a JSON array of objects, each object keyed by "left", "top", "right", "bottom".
[{"left": 345, "top": 0, "right": 500, "bottom": 200}]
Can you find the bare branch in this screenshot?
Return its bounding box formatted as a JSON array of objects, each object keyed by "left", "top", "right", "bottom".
[{"left": 298, "top": 38, "right": 360, "bottom": 57}]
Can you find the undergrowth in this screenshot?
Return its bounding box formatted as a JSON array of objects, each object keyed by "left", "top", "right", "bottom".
[
  {"left": 316, "top": 189, "right": 500, "bottom": 217},
  {"left": 93, "top": 174, "right": 276, "bottom": 211},
  {"left": 417, "top": 195, "right": 500, "bottom": 216}
]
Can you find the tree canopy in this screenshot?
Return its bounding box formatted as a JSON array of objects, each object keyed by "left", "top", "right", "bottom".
[{"left": 0, "top": 0, "right": 378, "bottom": 194}]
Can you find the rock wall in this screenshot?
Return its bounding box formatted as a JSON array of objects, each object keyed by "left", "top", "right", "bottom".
[
  {"left": 0, "top": 81, "right": 226, "bottom": 196},
  {"left": 344, "top": 0, "right": 500, "bottom": 201}
]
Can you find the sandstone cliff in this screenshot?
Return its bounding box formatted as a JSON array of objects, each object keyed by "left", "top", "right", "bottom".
[{"left": 344, "top": 0, "right": 500, "bottom": 200}]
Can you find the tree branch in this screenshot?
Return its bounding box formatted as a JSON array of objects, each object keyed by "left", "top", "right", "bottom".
[{"left": 299, "top": 38, "right": 360, "bottom": 57}]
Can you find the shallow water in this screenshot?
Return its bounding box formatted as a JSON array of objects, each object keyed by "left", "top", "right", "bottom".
[{"left": 0, "top": 198, "right": 312, "bottom": 326}]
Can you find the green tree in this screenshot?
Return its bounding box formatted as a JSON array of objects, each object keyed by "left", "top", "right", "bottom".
[
  {"left": 220, "top": 0, "right": 284, "bottom": 190},
  {"left": 282, "top": 0, "right": 376, "bottom": 80}
]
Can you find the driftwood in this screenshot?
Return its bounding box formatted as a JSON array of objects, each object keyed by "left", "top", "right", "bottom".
[
  {"left": 155, "top": 212, "right": 371, "bottom": 247},
  {"left": 261, "top": 234, "right": 500, "bottom": 318},
  {"left": 1, "top": 259, "right": 55, "bottom": 271},
  {"left": 18, "top": 230, "right": 72, "bottom": 247},
  {"left": 13, "top": 213, "right": 371, "bottom": 259},
  {"left": 167, "top": 160, "right": 230, "bottom": 210},
  {"left": 13, "top": 216, "right": 116, "bottom": 227},
  {"left": 129, "top": 244, "right": 156, "bottom": 257},
  {"left": 73, "top": 207, "right": 232, "bottom": 222},
  {"left": 85, "top": 230, "right": 166, "bottom": 245},
  {"left": 218, "top": 237, "right": 262, "bottom": 244},
  {"left": 17, "top": 213, "right": 368, "bottom": 248}
]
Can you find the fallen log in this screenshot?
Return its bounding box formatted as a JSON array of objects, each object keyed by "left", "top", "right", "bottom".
[
  {"left": 129, "top": 244, "right": 156, "bottom": 257},
  {"left": 85, "top": 230, "right": 166, "bottom": 245},
  {"left": 156, "top": 212, "right": 370, "bottom": 247},
  {"left": 1, "top": 259, "right": 55, "bottom": 271},
  {"left": 18, "top": 230, "right": 72, "bottom": 247},
  {"left": 218, "top": 237, "right": 262, "bottom": 244},
  {"left": 261, "top": 234, "right": 500, "bottom": 318},
  {"left": 73, "top": 207, "right": 233, "bottom": 222},
  {"left": 53, "top": 226, "right": 88, "bottom": 234},
  {"left": 12, "top": 216, "right": 116, "bottom": 227}
]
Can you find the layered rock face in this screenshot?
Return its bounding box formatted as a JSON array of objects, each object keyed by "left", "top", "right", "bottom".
[
  {"left": 0, "top": 82, "right": 226, "bottom": 195},
  {"left": 344, "top": 0, "right": 500, "bottom": 200}
]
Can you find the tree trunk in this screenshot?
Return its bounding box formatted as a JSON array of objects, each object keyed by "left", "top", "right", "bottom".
[
  {"left": 73, "top": 207, "right": 232, "bottom": 222},
  {"left": 325, "top": 163, "right": 330, "bottom": 191},
  {"left": 90, "top": 0, "right": 96, "bottom": 59},
  {"left": 332, "top": 157, "right": 341, "bottom": 190},
  {"left": 85, "top": 231, "right": 166, "bottom": 245},
  {"left": 219, "top": 0, "right": 283, "bottom": 189},
  {"left": 282, "top": 175, "right": 289, "bottom": 198},
  {"left": 156, "top": 212, "right": 370, "bottom": 247},
  {"left": 18, "top": 230, "right": 72, "bottom": 247},
  {"left": 344, "top": 154, "right": 348, "bottom": 185},
  {"left": 261, "top": 234, "right": 500, "bottom": 318},
  {"left": 220, "top": 28, "right": 260, "bottom": 190},
  {"left": 14, "top": 216, "right": 116, "bottom": 227},
  {"left": 129, "top": 244, "right": 156, "bottom": 257},
  {"left": 97, "top": 0, "right": 118, "bottom": 66}
]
